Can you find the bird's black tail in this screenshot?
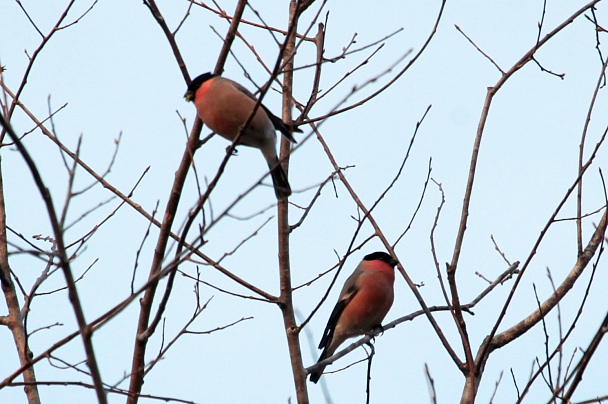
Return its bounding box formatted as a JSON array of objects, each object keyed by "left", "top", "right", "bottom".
[
  {"left": 270, "top": 164, "right": 291, "bottom": 199},
  {"left": 309, "top": 346, "right": 330, "bottom": 384}
]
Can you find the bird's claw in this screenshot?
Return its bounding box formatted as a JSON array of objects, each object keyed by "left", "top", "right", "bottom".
[
  {"left": 371, "top": 324, "right": 384, "bottom": 337},
  {"left": 226, "top": 146, "right": 239, "bottom": 156}
]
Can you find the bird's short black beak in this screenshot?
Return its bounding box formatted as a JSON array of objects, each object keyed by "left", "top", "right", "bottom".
[
  {"left": 389, "top": 258, "right": 399, "bottom": 267},
  {"left": 184, "top": 91, "right": 193, "bottom": 102}
]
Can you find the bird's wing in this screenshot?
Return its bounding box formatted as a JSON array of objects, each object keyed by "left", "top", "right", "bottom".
[
  {"left": 263, "top": 105, "right": 299, "bottom": 142},
  {"left": 318, "top": 280, "right": 359, "bottom": 350},
  {"left": 230, "top": 80, "right": 256, "bottom": 100},
  {"left": 232, "top": 81, "right": 300, "bottom": 142}
]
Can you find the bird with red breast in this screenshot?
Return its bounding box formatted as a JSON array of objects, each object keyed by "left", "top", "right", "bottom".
[
  {"left": 184, "top": 73, "right": 301, "bottom": 199},
  {"left": 310, "top": 251, "right": 398, "bottom": 383}
]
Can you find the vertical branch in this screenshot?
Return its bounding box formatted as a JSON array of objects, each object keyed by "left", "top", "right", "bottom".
[
  {"left": 577, "top": 56, "right": 608, "bottom": 255},
  {"left": 447, "top": 3, "right": 602, "bottom": 402},
  {"left": 278, "top": 2, "right": 309, "bottom": 403},
  {"left": 0, "top": 114, "right": 106, "bottom": 403},
  {"left": 449, "top": 0, "right": 603, "bottom": 293},
  {"left": 0, "top": 160, "right": 41, "bottom": 404}
]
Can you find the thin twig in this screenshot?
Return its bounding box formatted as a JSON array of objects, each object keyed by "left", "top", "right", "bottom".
[{"left": 454, "top": 24, "right": 505, "bottom": 74}]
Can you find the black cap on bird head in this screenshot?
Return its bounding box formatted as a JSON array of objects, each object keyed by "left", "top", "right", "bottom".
[
  {"left": 184, "top": 72, "right": 217, "bottom": 102},
  {"left": 363, "top": 251, "right": 399, "bottom": 267}
]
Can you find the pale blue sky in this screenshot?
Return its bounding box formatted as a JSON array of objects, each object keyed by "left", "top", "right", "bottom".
[{"left": 1, "top": 1, "right": 607, "bottom": 403}]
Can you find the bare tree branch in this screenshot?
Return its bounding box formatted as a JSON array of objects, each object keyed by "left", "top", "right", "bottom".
[{"left": 0, "top": 112, "right": 106, "bottom": 403}]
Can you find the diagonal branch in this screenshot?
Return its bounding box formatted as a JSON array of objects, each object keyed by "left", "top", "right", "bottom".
[
  {"left": 476, "top": 127, "right": 607, "bottom": 374},
  {"left": 127, "top": 1, "right": 248, "bottom": 402},
  {"left": 0, "top": 81, "right": 273, "bottom": 299},
  {"left": 2, "top": 0, "right": 78, "bottom": 141}
]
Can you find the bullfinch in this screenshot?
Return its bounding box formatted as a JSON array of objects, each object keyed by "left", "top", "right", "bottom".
[
  {"left": 184, "top": 73, "right": 301, "bottom": 199},
  {"left": 310, "top": 251, "right": 398, "bottom": 383}
]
